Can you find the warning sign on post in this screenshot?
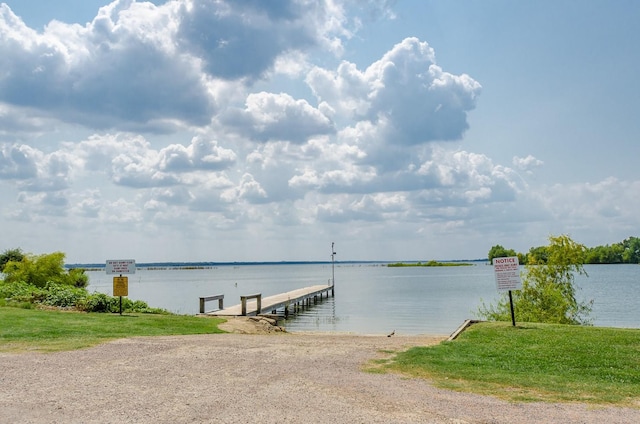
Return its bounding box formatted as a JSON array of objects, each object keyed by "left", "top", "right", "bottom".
[
  {"left": 106, "top": 259, "right": 136, "bottom": 275},
  {"left": 493, "top": 256, "right": 522, "bottom": 292},
  {"left": 113, "top": 276, "right": 129, "bottom": 297}
]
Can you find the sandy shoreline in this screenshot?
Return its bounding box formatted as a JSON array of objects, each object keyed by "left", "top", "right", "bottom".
[{"left": 1, "top": 323, "right": 639, "bottom": 423}]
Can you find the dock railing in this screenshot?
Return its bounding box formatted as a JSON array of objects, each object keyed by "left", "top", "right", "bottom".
[
  {"left": 199, "top": 294, "right": 224, "bottom": 314},
  {"left": 241, "top": 293, "right": 262, "bottom": 316}
]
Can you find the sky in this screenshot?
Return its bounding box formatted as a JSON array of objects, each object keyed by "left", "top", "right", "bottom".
[{"left": 0, "top": 0, "right": 638, "bottom": 263}]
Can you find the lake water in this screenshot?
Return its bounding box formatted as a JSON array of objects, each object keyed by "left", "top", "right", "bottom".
[{"left": 86, "top": 263, "right": 640, "bottom": 336}]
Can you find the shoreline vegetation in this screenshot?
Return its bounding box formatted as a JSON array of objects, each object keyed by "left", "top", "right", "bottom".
[
  {"left": 387, "top": 260, "right": 473, "bottom": 267},
  {"left": 490, "top": 235, "right": 640, "bottom": 265},
  {"left": 69, "top": 259, "right": 487, "bottom": 271}
]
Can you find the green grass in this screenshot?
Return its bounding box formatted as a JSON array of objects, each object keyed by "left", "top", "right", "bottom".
[
  {"left": 0, "top": 306, "right": 226, "bottom": 353},
  {"left": 378, "top": 321, "right": 640, "bottom": 406}
]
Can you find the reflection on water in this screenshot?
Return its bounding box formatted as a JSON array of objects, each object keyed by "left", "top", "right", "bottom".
[{"left": 86, "top": 263, "right": 640, "bottom": 336}]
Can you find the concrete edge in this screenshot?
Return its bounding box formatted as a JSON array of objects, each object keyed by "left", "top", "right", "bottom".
[{"left": 448, "top": 319, "right": 482, "bottom": 341}]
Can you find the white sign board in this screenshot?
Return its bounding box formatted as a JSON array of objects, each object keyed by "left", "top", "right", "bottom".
[
  {"left": 493, "top": 256, "right": 521, "bottom": 291},
  {"left": 106, "top": 259, "right": 136, "bottom": 275}
]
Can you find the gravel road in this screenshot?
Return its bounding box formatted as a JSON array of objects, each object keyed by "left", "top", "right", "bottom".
[{"left": 1, "top": 330, "right": 639, "bottom": 423}]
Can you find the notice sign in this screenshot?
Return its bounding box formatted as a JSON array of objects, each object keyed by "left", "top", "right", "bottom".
[
  {"left": 106, "top": 259, "right": 136, "bottom": 275},
  {"left": 493, "top": 256, "right": 522, "bottom": 291},
  {"left": 113, "top": 276, "right": 128, "bottom": 297}
]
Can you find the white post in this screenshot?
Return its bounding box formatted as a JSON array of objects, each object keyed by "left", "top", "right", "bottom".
[{"left": 331, "top": 242, "right": 336, "bottom": 291}]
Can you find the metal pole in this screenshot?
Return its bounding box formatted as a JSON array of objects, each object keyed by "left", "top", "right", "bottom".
[
  {"left": 119, "top": 273, "right": 123, "bottom": 315},
  {"left": 508, "top": 290, "right": 516, "bottom": 326},
  {"left": 331, "top": 242, "right": 336, "bottom": 287}
]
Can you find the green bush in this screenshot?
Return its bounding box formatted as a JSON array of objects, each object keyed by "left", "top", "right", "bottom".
[
  {"left": 115, "top": 297, "right": 169, "bottom": 314},
  {"left": 3, "top": 252, "right": 88, "bottom": 288},
  {"left": 42, "top": 283, "right": 88, "bottom": 308},
  {"left": 79, "top": 292, "right": 112, "bottom": 312},
  {"left": 0, "top": 298, "right": 33, "bottom": 309},
  {"left": 67, "top": 268, "right": 89, "bottom": 288},
  {"left": 0, "top": 279, "right": 168, "bottom": 314},
  {"left": 0, "top": 280, "right": 46, "bottom": 304},
  {"left": 77, "top": 292, "right": 169, "bottom": 314}
]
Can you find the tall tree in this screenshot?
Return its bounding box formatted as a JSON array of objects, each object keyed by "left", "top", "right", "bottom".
[
  {"left": 487, "top": 245, "right": 517, "bottom": 262},
  {"left": 622, "top": 237, "right": 640, "bottom": 263}
]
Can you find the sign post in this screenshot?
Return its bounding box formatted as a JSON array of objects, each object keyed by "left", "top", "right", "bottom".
[
  {"left": 493, "top": 256, "right": 522, "bottom": 326},
  {"left": 106, "top": 260, "right": 136, "bottom": 315},
  {"left": 113, "top": 276, "right": 128, "bottom": 314}
]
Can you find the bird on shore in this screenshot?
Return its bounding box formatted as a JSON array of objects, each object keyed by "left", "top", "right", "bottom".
[{"left": 387, "top": 330, "right": 395, "bottom": 337}]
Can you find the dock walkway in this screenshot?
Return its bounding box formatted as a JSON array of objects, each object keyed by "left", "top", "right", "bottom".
[{"left": 206, "top": 284, "right": 333, "bottom": 317}]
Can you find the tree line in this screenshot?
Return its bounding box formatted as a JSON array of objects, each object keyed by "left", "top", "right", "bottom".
[{"left": 488, "top": 236, "right": 640, "bottom": 265}]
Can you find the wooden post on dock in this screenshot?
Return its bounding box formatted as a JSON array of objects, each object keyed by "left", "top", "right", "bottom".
[
  {"left": 199, "top": 294, "right": 224, "bottom": 314},
  {"left": 240, "top": 293, "right": 262, "bottom": 316}
]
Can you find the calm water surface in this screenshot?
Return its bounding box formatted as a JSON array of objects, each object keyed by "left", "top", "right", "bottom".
[{"left": 86, "top": 263, "right": 640, "bottom": 336}]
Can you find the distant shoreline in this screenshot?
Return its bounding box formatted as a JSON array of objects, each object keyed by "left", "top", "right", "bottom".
[
  {"left": 66, "top": 259, "right": 488, "bottom": 270},
  {"left": 388, "top": 261, "right": 474, "bottom": 267}
]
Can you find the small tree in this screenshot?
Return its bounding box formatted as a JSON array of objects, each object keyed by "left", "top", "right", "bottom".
[
  {"left": 527, "top": 245, "right": 549, "bottom": 264},
  {"left": 479, "top": 234, "right": 592, "bottom": 325},
  {"left": 67, "top": 268, "right": 89, "bottom": 288},
  {"left": 487, "top": 245, "right": 517, "bottom": 262},
  {"left": 3, "top": 252, "right": 88, "bottom": 288},
  {"left": 622, "top": 236, "right": 640, "bottom": 264},
  {"left": 0, "top": 248, "right": 24, "bottom": 272}
]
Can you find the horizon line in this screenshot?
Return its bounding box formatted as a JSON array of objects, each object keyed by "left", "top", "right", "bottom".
[{"left": 66, "top": 259, "right": 489, "bottom": 268}]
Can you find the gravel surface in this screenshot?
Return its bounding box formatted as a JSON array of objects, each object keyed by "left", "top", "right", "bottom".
[{"left": 1, "top": 329, "right": 639, "bottom": 423}]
